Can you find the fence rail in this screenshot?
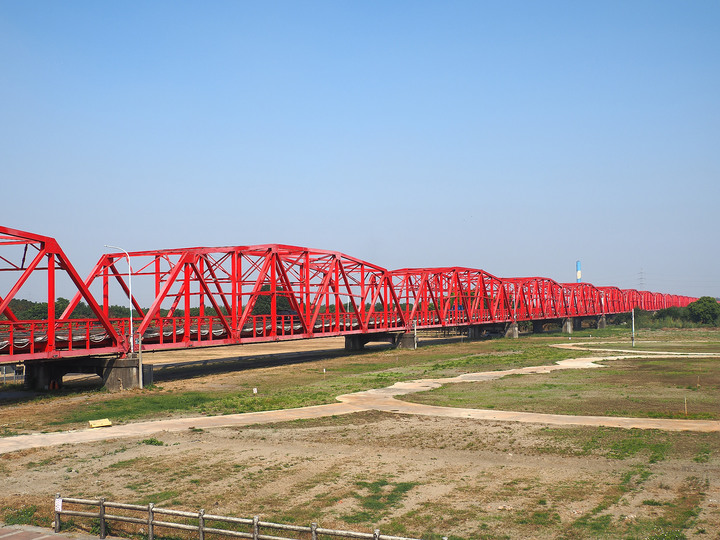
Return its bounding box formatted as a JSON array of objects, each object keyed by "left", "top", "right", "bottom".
[{"left": 54, "top": 495, "right": 445, "bottom": 540}]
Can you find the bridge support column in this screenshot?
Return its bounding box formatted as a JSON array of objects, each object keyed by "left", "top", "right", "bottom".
[
  {"left": 562, "top": 318, "right": 573, "bottom": 334},
  {"left": 505, "top": 322, "right": 519, "bottom": 339},
  {"left": 345, "top": 335, "right": 366, "bottom": 351},
  {"left": 346, "top": 332, "right": 411, "bottom": 350},
  {"left": 24, "top": 362, "right": 65, "bottom": 391},
  {"left": 532, "top": 321, "right": 545, "bottom": 334},
  {"left": 468, "top": 325, "right": 484, "bottom": 340},
  {"left": 102, "top": 355, "right": 141, "bottom": 392},
  {"left": 597, "top": 315, "right": 607, "bottom": 329},
  {"left": 397, "top": 332, "right": 417, "bottom": 349}
]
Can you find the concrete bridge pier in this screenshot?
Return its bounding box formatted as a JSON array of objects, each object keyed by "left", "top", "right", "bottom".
[
  {"left": 23, "top": 355, "right": 142, "bottom": 392},
  {"left": 344, "top": 335, "right": 368, "bottom": 351},
  {"left": 468, "top": 325, "right": 484, "bottom": 340},
  {"left": 563, "top": 317, "right": 586, "bottom": 334},
  {"left": 101, "top": 355, "right": 141, "bottom": 391},
  {"left": 397, "top": 332, "right": 417, "bottom": 349},
  {"left": 24, "top": 362, "right": 66, "bottom": 391},
  {"left": 505, "top": 322, "right": 519, "bottom": 339},
  {"left": 345, "top": 332, "right": 416, "bottom": 351},
  {"left": 597, "top": 315, "right": 607, "bottom": 329}
]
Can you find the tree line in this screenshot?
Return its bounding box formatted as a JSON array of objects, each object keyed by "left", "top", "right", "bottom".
[
  {"left": 5, "top": 295, "right": 717, "bottom": 326},
  {"left": 613, "top": 296, "right": 720, "bottom": 328}
]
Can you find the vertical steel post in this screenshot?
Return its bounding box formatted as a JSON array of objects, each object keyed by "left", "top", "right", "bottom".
[
  {"left": 103, "top": 264, "right": 109, "bottom": 316},
  {"left": 47, "top": 253, "right": 55, "bottom": 354},
  {"left": 104, "top": 247, "right": 133, "bottom": 353}
]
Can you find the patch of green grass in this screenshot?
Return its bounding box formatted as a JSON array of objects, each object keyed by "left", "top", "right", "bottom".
[
  {"left": 26, "top": 457, "right": 57, "bottom": 468},
  {"left": 404, "top": 353, "right": 720, "bottom": 421},
  {"left": 644, "top": 530, "right": 687, "bottom": 540},
  {"left": 90, "top": 518, "right": 113, "bottom": 537},
  {"left": 608, "top": 431, "right": 670, "bottom": 463},
  {"left": 135, "top": 490, "right": 180, "bottom": 505},
  {"left": 49, "top": 392, "right": 218, "bottom": 425},
  {"left": 2, "top": 505, "right": 45, "bottom": 526},
  {"left": 570, "top": 466, "right": 650, "bottom": 534},
  {"left": 516, "top": 510, "right": 561, "bottom": 526},
  {"left": 140, "top": 437, "right": 165, "bottom": 446},
  {"left": 109, "top": 457, "right": 143, "bottom": 469},
  {"left": 343, "top": 478, "right": 417, "bottom": 523},
  {"left": 126, "top": 479, "right": 152, "bottom": 492},
  {"left": 566, "top": 469, "right": 707, "bottom": 538},
  {"left": 536, "top": 426, "right": 720, "bottom": 463},
  {"left": 693, "top": 444, "right": 711, "bottom": 463}
]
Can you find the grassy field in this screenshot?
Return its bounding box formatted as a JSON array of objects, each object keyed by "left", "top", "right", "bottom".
[
  {"left": 1, "top": 335, "right": 597, "bottom": 434},
  {"left": 403, "top": 355, "right": 720, "bottom": 420},
  {"left": 2, "top": 326, "right": 719, "bottom": 539},
  {"left": 402, "top": 332, "right": 720, "bottom": 421}
]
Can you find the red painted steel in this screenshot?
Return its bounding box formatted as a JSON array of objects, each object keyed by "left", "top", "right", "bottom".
[
  {"left": 0, "top": 227, "right": 698, "bottom": 363},
  {"left": 0, "top": 227, "right": 124, "bottom": 361}
]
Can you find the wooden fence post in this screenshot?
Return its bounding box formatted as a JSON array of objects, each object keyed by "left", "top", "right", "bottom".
[
  {"left": 99, "top": 497, "right": 106, "bottom": 539},
  {"left": 373, "top": 529, "right": 380, "bottom": 540},
  {"left": 199, "top": 510, "right": 205, "bottom": 540},
  {"left": 148, "top": 503, "right": 155, "bottom": 540},
  {"left": 310, "top": 522, "right": 318, "bottom": 540},
  {"left": 54, "top": 493, "right": 61, "bottom": 533},
  {"left": 252, "top": 516, "right": 259, "bottom": 540}
]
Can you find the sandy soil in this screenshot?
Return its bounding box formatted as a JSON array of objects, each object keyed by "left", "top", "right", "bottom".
[
  {"left": 2, "top": 337, "right": 719, "bottom": 538},
  {"left": 2, "top": 412, "right": 719, "bottom": 539}
]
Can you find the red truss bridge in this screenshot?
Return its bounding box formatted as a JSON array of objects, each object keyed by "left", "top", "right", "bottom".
[{"left": 0, "top": 226, "right": 695, "bottom": 389}]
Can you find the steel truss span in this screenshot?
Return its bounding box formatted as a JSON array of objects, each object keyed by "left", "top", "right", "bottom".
[{"left": 0, "top": 226, "right": 696, "bottom": 362}]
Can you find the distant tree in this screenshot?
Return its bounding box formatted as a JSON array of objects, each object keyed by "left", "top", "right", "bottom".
[
  {"left": 655, "top": 306, "right": 689, "bottom": 320},
  {"left": 69, "top": 301, "right": 96, "bottom": 319},
  {"left": 251, "top": 284, "right": 292, "bottom": 315},
  {"left": 688, "top": 296, "right": 720, "bottom": 325}
]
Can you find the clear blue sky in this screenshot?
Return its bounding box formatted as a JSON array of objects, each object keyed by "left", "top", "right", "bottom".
[{"left": 2, "top": 1, "right": 718, "bottom": 300}]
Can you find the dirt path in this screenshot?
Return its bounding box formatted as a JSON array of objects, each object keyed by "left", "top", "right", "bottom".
[
  {"left": 2, "top": 344, "right": 718, "bottom": 455},
  {"left": 337, "top": 355, "right": 720, "bottom": 432}
]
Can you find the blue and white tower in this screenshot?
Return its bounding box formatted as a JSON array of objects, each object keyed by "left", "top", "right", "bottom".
[{"left": 576, "top": 260, "right": 582, "bottom": 283}]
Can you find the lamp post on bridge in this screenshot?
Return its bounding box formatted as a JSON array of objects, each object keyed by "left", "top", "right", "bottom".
[{"left": 104, "top": 244, "right": 142, "bottom": 388}]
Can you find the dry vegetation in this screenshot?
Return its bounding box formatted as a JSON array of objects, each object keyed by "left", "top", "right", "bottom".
[{"left": 1, "top": 327, "right": 719, "bottom": 539}]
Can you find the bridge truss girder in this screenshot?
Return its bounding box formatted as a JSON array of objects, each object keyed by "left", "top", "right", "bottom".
[{"left": 0, "top": 226, "right": 698, "bottom": 363}]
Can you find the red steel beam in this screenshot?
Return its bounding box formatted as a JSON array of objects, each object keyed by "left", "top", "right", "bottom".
[
  {"left": 0, "top": 226, "right": 123, "bottom": 361},
  {"left": 0, "top": 227, "right": 700, "bottom": 363}
]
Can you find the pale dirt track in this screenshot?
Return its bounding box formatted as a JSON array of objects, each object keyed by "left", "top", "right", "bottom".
[{"left": 1, "top": 343, "right": 718, "bottom": 455}]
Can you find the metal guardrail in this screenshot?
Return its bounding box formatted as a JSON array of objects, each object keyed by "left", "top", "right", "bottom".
[
  {"left": 54, "top": 495, "right": 446, "bottom": 540},
  {"left": 0, "top": 363, "right": 23, "bottom": 385}
]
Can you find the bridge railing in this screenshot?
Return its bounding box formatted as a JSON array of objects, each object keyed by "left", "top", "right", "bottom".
[{"left": 0, "top": 318, "right": 123, "bottom": 358}]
